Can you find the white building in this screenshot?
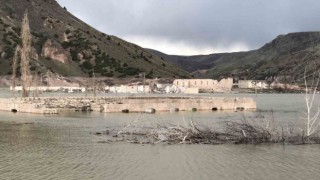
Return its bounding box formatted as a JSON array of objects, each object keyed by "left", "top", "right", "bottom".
[
  {"left": 10, "top": 86, "right": 86, "bottom": 92},
  {"left": 173, "top": 78, "right": 233, "bottom": 93},
  {"left": 238, "top": 80, "right": 269, "bottom": 89},
  {"left": 108, "top": 85, "right": 151, "bottom": 93}
]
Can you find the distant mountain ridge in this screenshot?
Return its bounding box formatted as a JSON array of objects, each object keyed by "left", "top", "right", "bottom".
[
  {"left": 0, "top": 0, "right": 190, "bottom": 78},
  {"left": 147, "top": 32, "right": 320, "bottom": 83}
]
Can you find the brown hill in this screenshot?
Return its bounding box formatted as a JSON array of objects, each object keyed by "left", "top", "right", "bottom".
[
  {"left": 147, "top": 32, "right": 320, "bottom": 84},
  {"left": 0, "top": 0, "right": 190, "bottom": 79}
]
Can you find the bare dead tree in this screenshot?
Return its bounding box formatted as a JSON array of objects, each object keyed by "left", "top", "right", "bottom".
[
  {"left": 20, "top": 11, "right": 32, "bottom": 97},
  {"left": 12, "top": 46, "right": 20, "bottom": 98},
  {"left": 304, "top": 67, "right": 320, "bottom": 137}
]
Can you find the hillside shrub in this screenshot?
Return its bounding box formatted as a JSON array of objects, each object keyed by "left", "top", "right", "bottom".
[
  {"left": 123, "top": 67, "right": 141, "bottom": 76},
  {"left": 4, "top": 46, "right": 14, "bottom": 58},
  {"left": 65, "top": 29, "right": 71, "bottom": 34},
  {"left": 82, "top": 61, "right": 93, "bottom": 70}
]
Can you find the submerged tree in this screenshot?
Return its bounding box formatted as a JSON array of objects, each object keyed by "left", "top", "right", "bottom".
[
  {"left": 20, "top": 11, "right": 32, "bottom": 97},
  {"left": 304, "top": 66, "right": 320, "bottom": 138}
]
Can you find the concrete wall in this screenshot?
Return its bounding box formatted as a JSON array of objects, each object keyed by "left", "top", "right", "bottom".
[
  {"left": 184, "top": 88, "right": 199, "bottom": 94},
  {"left": 0, "top": 96, "right": 256, "bottom": 114},
  {"left": 238, "top": 81, "right": 253, "bottom": 89},
  {"left": 0, "top": 98, "right": 58, "bottom": 114},
  {"left": 103, "top": 97, "right": 256, "bottom": 113}
]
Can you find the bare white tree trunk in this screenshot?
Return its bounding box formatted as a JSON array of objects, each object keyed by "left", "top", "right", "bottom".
[
  {"left": 20, "top": 11, "right": 32, "bottom": 97},
  {"left": 304, "top": 67, "right": 320, "bottom": 137}
]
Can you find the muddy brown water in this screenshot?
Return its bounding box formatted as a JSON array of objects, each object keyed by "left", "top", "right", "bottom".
[{"left": 0, "top": 90, "right": 320, "bottom": 180}]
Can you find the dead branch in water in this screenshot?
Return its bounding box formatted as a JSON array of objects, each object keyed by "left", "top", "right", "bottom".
[
  {"left": 95, "top": 111, "right": 320, "bottom": 145},
  {"left": 101, "top": 119, "right": 226, "bottom": 145}
]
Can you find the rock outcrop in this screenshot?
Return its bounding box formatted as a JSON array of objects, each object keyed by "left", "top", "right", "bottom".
[
  {"left": 0, "top": 45, "right": 5, "bottom": 59},
  {"left": 0, "top": 52, "right": 7, "bottom": 59},
  {"left": 41, "top": 39, "right": 71, "bottom": 64},
  {"left": 31, "top": 47, "right": 39, "bottom": 61}
]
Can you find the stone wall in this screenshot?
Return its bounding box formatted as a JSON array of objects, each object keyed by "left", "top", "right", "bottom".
[
  {"left": 0, "top": 96, "right": 256, "bottom": 114},
  {"left": 0, "top": 98, "right": 58, "bottom": 114},
  {"left": 103, "top": 97, "right": 256, "bottom": 112}
]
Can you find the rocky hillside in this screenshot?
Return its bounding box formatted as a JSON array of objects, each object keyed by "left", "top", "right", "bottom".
[
  {"left": 0, "top": 0, "right": 190, "bottom": 79},
  {"left": 148, "top": 32, "right": 320, "bottom": 83}
]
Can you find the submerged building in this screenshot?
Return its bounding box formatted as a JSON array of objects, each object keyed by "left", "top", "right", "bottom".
[
  {"left": 173, "top": 78, "right": 233, "bottom": 93},
  {"left": 237, "top": 80, "right": 269, "bottom": 89}
]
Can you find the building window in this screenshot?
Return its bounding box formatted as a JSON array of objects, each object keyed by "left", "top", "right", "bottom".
[{"left": 195, "top": 81, "right": 197, "bottom": 85}]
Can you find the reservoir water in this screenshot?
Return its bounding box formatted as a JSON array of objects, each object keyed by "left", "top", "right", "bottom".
[{"left": 0, "top": 90, "right": 319, "bottom": 180}]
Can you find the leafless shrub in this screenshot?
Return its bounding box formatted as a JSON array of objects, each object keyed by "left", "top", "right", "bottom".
[
  {"left": 20, "top": 11, "right": 32, "bottom": 97},
  {"left": 95, "top": 110, "right": 320, "bottom": 145},
  {"left": 303, "top": 66, "right": 320, "bottom": 138}
]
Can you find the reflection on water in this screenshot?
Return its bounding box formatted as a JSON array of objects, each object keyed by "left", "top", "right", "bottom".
[{"left": 1, "top": 92, "right": 320, "bottom": 180}]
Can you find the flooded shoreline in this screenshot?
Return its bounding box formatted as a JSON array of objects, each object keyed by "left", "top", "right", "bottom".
[
  {"left": 1, "top": 93, "right": 320, "bottom": 179},
  {"left": 1, "top": 117, "right": 320, "bottom": 180}
]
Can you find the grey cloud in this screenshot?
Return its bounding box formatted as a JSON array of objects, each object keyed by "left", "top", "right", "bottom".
[{"left": 57, "top": 0, "right": 320, "bottom": 53}]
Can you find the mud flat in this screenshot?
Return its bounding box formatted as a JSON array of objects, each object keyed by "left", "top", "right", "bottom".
[{"left": 0, "top": 96, "right": 256, "bottom": 114}]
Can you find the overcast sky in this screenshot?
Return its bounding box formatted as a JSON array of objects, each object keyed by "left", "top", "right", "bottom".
[{"left": 56, "top": 0, "right": 320, "bottom": 55}]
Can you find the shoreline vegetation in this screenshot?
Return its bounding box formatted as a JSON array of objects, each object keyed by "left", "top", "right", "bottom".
[{"left": 94, "top": 111, "right": 320, "bottom": 145}]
